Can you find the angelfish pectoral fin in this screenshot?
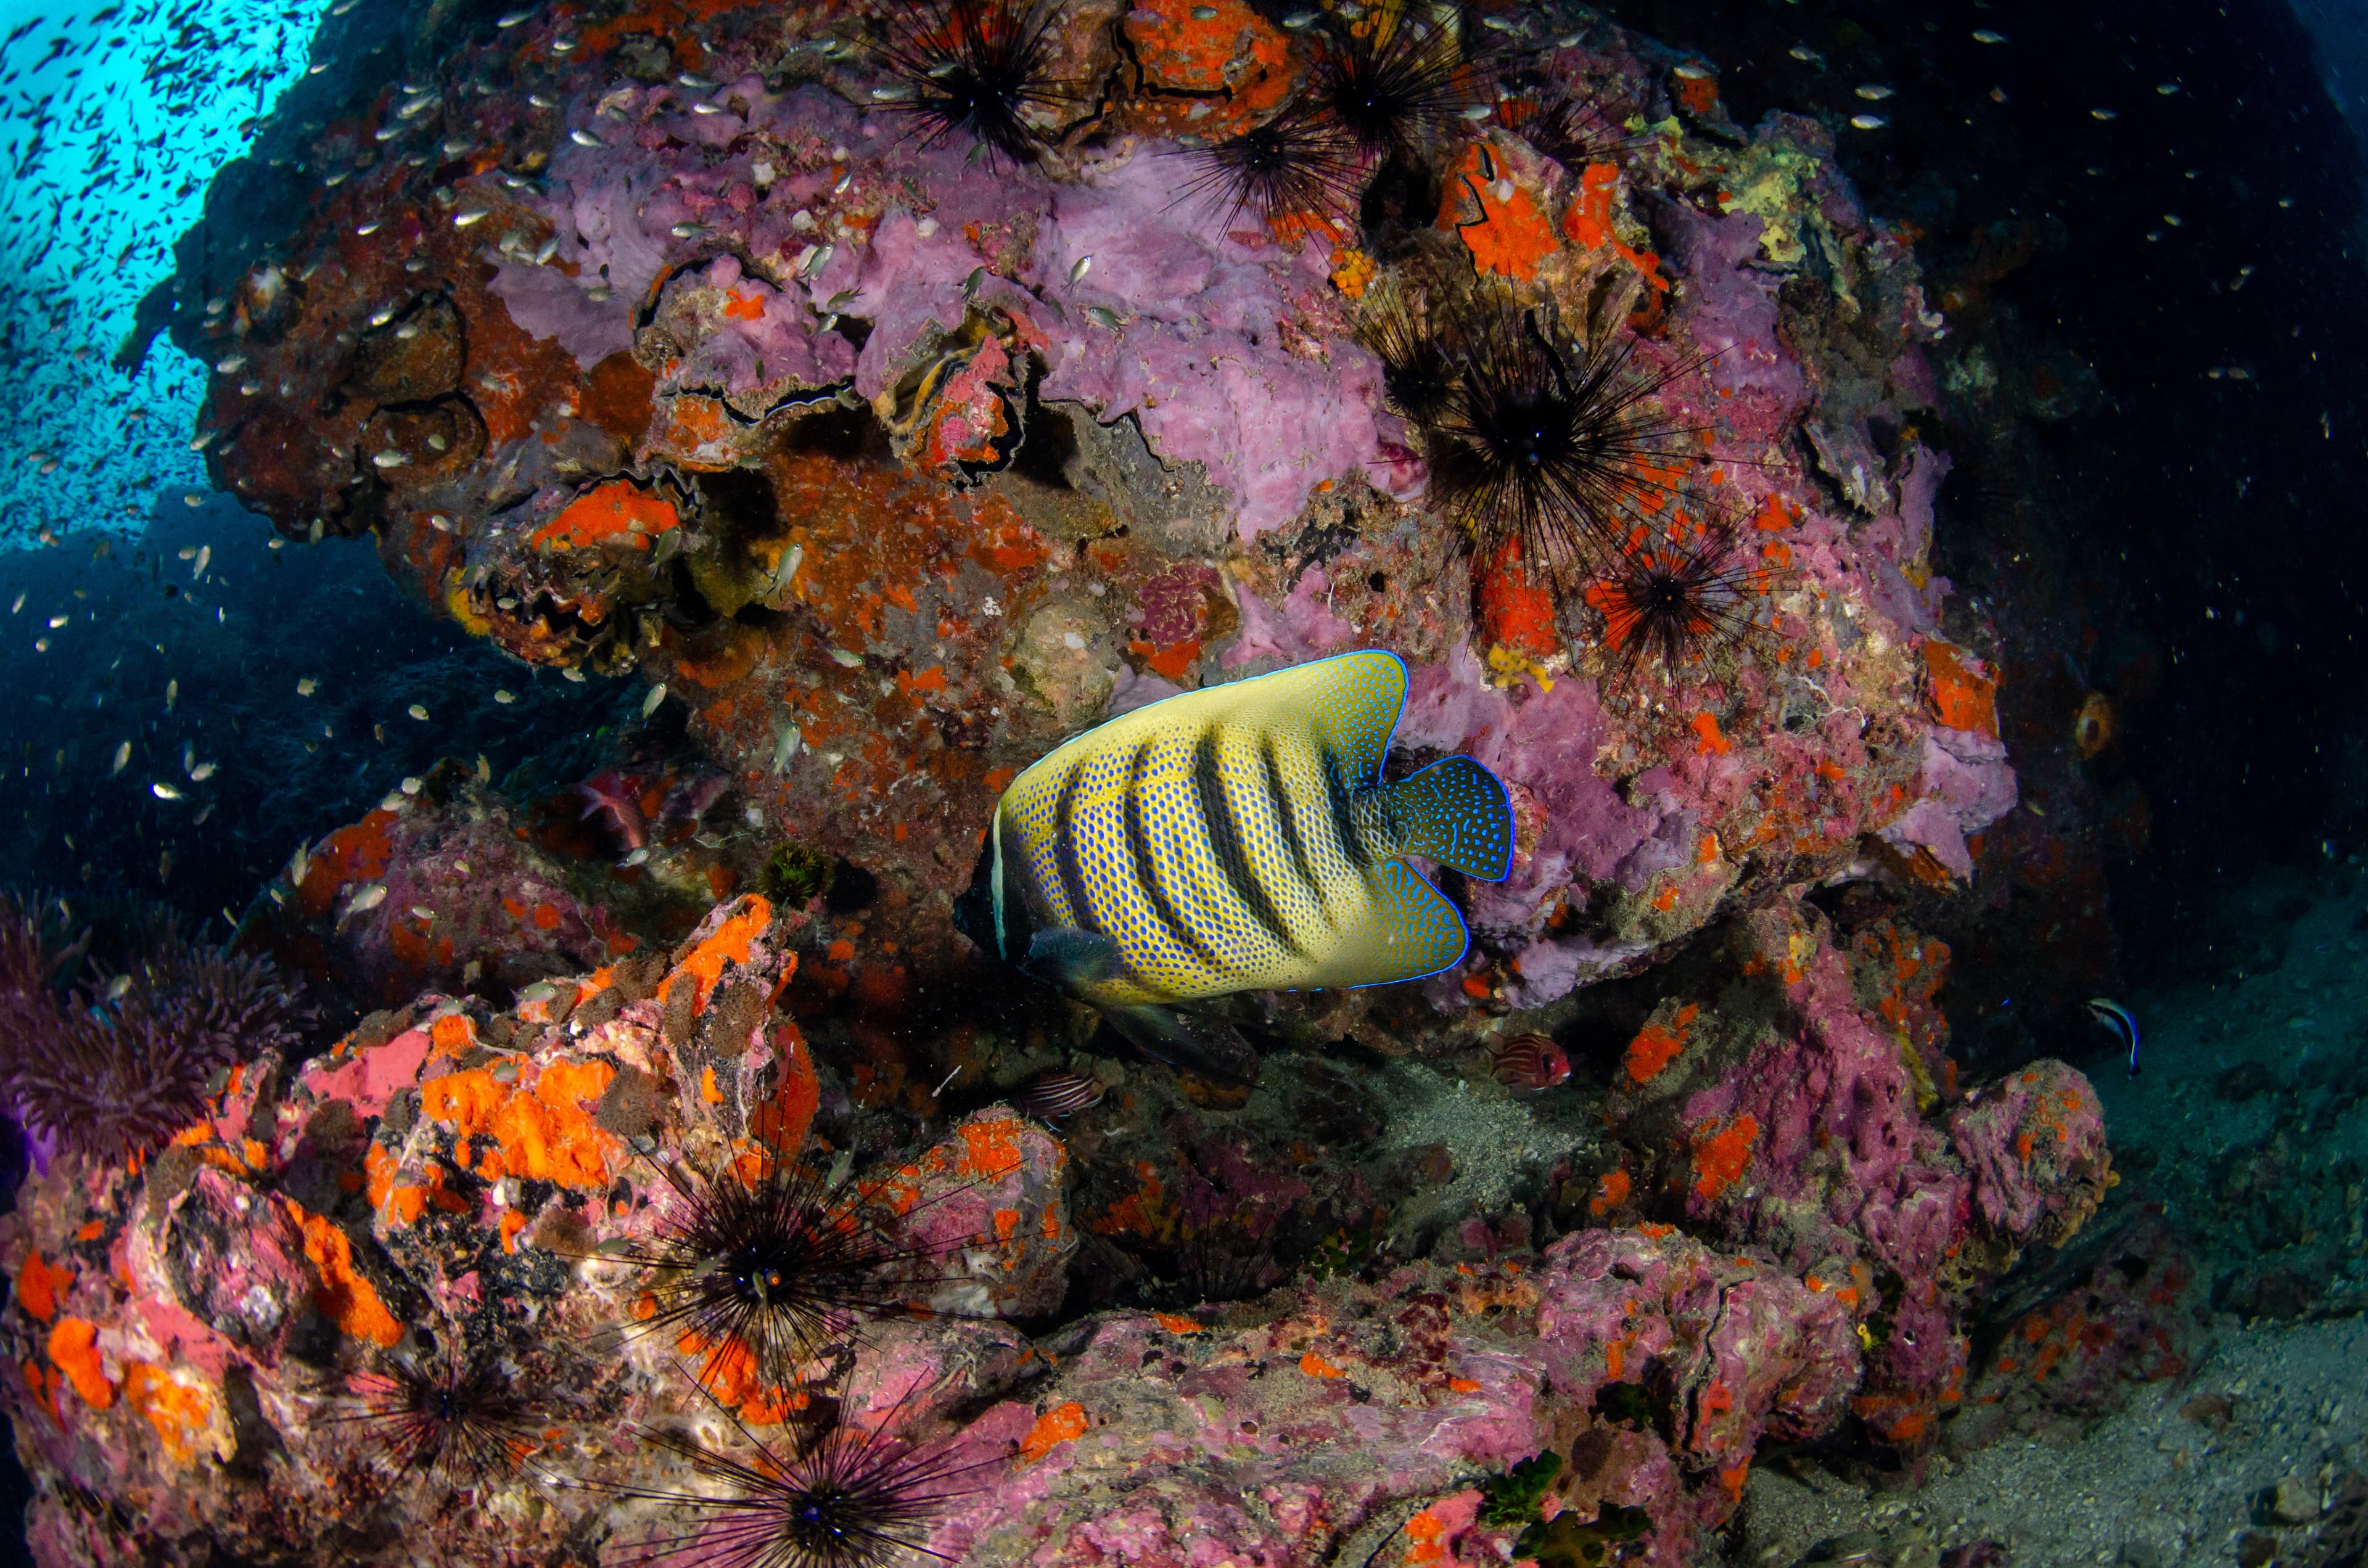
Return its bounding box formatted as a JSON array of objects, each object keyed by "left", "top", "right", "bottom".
[
  {"left": 1098, "top": 1004, "right": 1261, "bottom": 1087},
  {"left": 1022, "top": 927, "right": 1125, "bottom": 991}
]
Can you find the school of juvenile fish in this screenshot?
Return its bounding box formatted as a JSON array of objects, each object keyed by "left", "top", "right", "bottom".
[{"left": 0, "top": 1, "right": 325, "bottom": 546}]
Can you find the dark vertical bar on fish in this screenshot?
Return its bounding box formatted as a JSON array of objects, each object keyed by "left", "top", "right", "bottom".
[
  {"left": 1260, "top": 734, "right": 1327, "bottom": 927},
  {"left": 1196, "top": 727, "right": 1303, "bottom": 958},
  {"left": 1320, "top": 749, "right": 1370, "bottom": 870},
  {"left": 1126, "top": 735, "right": 1219, "bottom": 969},
  {"left": 1052, "top": 762, "right": 1093, "bottom": 935}
]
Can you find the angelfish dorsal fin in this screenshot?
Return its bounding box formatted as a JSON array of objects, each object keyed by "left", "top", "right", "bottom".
[{"left": 1263, "top": 649, "right": 1407, "bottom": 789}]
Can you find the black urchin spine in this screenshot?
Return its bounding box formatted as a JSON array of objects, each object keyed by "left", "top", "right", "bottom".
[
  {"left": 1354, "top": 281, "right": 1460, "bottom": 428},
  {"left": 609, "top": 1152, "right": 928, "bottom": 1395},
  {"left": 617, "top": 1386, "right": 1001, "bottom": 1568},
  {"left": 325, "top": 1340, "right": 535, "bottom": 1494},
  {"left": 1306, "top": 8, "right": 1489, "bottom": 158},
  {"left": 870, "top": 0, "right": 1075, "bottom": 165},
  {"left": 1494, "top": 85, "right": 1628, "bottom": 171},
  {"left": 1423, "top": 299, "right": 1708, "bottom": 579},
  {"left": 1583, "top": 507, "right": 1767, "bottom": 678},
  {"left": 1172, "top": 104, "right": 1363, "bottom": 232}
]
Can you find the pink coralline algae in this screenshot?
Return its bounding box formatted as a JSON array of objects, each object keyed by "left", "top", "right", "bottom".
[
  {"left": 1881, "top": 724, "right": 2020, "bottom": 881},
  {"left": 485, "top": 75, "right": 1380, "bottom": 540},
  {"left": 1653, "top": 202, "right": 1807, "bottom": 422},
  {"left": 174, "top": 0, "right": 2023, "bottom": 1052},
  {"left": 1534, "top": 1227, "right": 1860, "bottom": 1532},
  {"left": 1602, "top": 901, "right": 2111, "bottom": 1454},
  {"left": 0, "top": 939, "right": 1664, "bottom": 1564},
  {"left": 62, "top": 1, "right": 2136, "bottom": 1559},
  {"left": 1947, "top": 1057, "right": 2115, "bottom": 1247},
  {"left": 1028, "top": 155, "right": 1385, "bottom": 540},
  {"left": 939, "top": 1230, "right": 1867, "bottom": 1567}
]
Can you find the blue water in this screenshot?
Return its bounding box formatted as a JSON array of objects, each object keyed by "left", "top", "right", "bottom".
[
  {"left": 2292, "top": 0, "right": 2368, "bottom": 160},
  {"left": 0, "top": 0, "right": 331, "bottom": 550},
  {"left": 0, "top": 494, "right": 627, "bottom": 925},
  {"left": 0, "top": 0, "right": 625, "bottom": 925}
]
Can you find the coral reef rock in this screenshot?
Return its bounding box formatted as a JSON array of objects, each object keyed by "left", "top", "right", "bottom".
[
  {"left": 0, "top": 890, "right": 2114, "bottom": 1564},
  {"left": 174, "top": 0, "right": 2013, "bottom": 1064},
  {"left": 1, "top": 897, "right": 1072, "bottom": 1564}
]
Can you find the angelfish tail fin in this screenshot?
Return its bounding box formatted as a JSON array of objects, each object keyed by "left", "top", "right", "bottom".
[{"left": 1379, "top": 755, "right": 1514, "bottom": 882}]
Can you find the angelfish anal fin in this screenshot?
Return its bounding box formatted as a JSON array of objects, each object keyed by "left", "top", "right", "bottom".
[{"left": 1024, "top": 929, "right": 1260, "bottom": 1084}]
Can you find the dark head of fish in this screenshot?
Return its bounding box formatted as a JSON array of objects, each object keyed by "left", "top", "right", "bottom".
[{"left": 953, "top": 821, "right": 1034, "bottom": 967}]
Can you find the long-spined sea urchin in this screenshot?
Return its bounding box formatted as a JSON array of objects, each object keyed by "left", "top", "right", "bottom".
[
  {"left": 1305, "top": 8, "right": 1489, "bottom": 158},
  {"left": 1494, "top": 84, "right": 1634, "bottom": 171},
  {"left": 869, "top": 0, "right": 1075, "bottom": 166},
  {"left": 1354, "top": 279, "right": 1461, "bottom": 429},
  {"left": 1582, "top": 507, "right": 1768, "bottom": 678},
  {"left": 1172, "top": 105, "right": 1363, "bottom": 234},
  {"left": 324, "top": 1337, "right": 536, "bottom": 1495},
  {"left": 1424, "top": 299, "right": 1706, "bottom": 581},
  {"left": 615, "top": 1378, "right": 1004, "bottom": 1568},
  {"left": 606, "top": 1150, "right": 940, "bottom": 1395}
]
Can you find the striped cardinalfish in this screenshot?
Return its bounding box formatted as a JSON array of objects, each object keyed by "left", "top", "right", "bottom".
[{"left": 955, "top": 650, "right": 1514, "bottom": 1079}]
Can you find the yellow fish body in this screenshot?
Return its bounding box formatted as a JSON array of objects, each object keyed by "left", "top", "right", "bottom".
[{"left": 958, "top": 651, "right": 1512, "bottom": 1072}]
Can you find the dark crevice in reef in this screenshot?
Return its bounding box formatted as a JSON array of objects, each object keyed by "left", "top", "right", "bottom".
[
  {"left": 774, "top": 399, "right": 893, "bottom": 462},
  {"left": 657, "top": 557, "right": 723, "bottom": 631},
  {"left": 1008, "top": 366, "right": 1081, "bottom": 493},
  {"left": 1357, "top": 152, "right": 1449, "bottom": 263},
  {"left": 692, "top": 464, "right": 780, "bottom": 547},
  {"left": 832, "top": 313, "right": 874, "bottom": 356}
]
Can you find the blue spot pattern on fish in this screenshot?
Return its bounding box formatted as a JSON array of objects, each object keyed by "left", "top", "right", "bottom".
[{"left": 974, "top": 651, "right": 1513, "bottom": 1010}]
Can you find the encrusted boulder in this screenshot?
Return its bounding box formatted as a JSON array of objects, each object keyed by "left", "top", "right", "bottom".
[
  {"left": 0, "top": 897, "right": 1073, "bottom": 1565},
  {"left": 173, "top": 0, "right": 2015, "bottom": 1071}
]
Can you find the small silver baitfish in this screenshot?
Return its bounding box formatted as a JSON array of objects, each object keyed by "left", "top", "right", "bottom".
[{"left": 958, "top": 651, "right": 1513, "bottom": 1078}]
